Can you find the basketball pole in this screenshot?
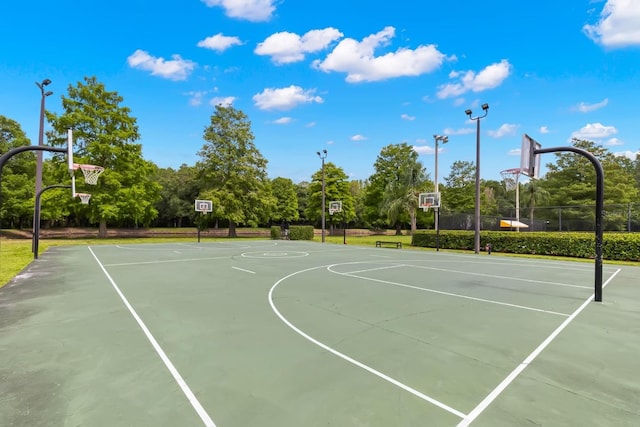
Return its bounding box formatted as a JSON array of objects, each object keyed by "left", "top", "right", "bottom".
[{"left": 533, "top": 146, "right": 604, "bottom": 302}]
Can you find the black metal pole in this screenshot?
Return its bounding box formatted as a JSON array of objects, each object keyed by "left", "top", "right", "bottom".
[
  {"left": 474, "top": 118, "right": 481, "bottom": 254},
  {"left": 33, "top": 80, "right": 52, "bottom": 249},
  {"left": 0, "top": 145, "right": 67, "bottom": 262},
  {"left": 33, "top": 185, "right": 72, "bottom": 259},
  {"left": 535, "top": 146, "right": 604, "bottom": 301},
  {"left": 465, "top": 105, "right": 488, "bottom": 254},
  {"left": 436, "top": 209, "right": 440, "bottom": 251}
]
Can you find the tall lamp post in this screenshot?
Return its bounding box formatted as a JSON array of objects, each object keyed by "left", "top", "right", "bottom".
[
  {"left": 316, "top": 149, "right": 327, "bottom": 243},
  {"left": 465, "top": 103, "right": 489, "bottom": 254},
  {"left": 33, "top": 79, "right": 53, "bottom": 251},
  {"left": 433, "top": 134, "right": 448, "bottom": 251}
]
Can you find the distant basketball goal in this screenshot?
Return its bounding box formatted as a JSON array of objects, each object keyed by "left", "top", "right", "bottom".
[
  {"left": 329, "top": 200, "right": 342, "bottom": 215},
  {"left": 195, "top": 199, "right": 213, "bottom": 213},
  {"left": 67, "top": 128, "right": 105, "bottom": 204},
  {"left": 419, "top": 192, "right": 440, "bottom": 211}
]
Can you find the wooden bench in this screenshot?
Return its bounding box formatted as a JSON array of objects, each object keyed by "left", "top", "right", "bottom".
[{"left": 375, "top": 241, "right": 402, "bottom": 249}]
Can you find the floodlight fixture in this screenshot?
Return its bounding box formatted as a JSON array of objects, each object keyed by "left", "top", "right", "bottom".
[{"left": 465, "top": 109, "right": 472, "bottom": 116}]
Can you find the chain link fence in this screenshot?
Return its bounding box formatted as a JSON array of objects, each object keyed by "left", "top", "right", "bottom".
[{"left": 439, "top": 203, "right": 640, "bottom": 232}]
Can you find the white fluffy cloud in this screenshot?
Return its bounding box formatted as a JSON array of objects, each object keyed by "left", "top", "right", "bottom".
[
  {"left": 437, "top": 60, "right": 512, "bottom": 98},
  {"left": 573, "top": 98, "right": 609, "bottom": 113},
  {"left": 539, "top": 126, "right": 550, "bottom": 134},
  {"left": 252, "top": 85, "right": 323, "bottom": 110},
  {"left": 313, "top": 26, "right": 447, "bottom": 82},
  {"left": 127, "top": 50, "right": 196, "bottom": 81},
  {"left": 351, "top": 134, "right": 367, "bottom": 141},
  {"left": 570, "top": 122, "right": 618, "bottom": 140},
  {"left": 273, "top": 117, "right": 293, "bottom": 124},
  {"left": 583, "top": 0, "right": 640, "bottom": 47},
  {"left": 255, "top": 28, "right": 343, "bottom": 64},
  {"left": 488, "top": 123, "right": 519, "bottom": 138},
  {"left": 413, "top": 145, "right": 435, "bottom": 155},
  {"left": 401, "top": 114, "right": 415, "bottom": 121},
  {"left": 197, "top": 33, "right": 243, "bottom": 52},
  {"left": 201, "top": 0, "right": 275, "bottom": 22},
  {"left": 209, "top": 96, "right": 236, "bottom": 107}
]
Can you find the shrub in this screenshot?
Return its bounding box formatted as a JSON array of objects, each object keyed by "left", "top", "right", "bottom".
[{"left": 411, "top": 230, "right": 640, "bottom": 261}]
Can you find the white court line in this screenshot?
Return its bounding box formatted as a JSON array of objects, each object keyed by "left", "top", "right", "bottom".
[
  {"left": 407, "top": 264, "right": 590, "bottom": 289},
  {"left": 335, "top": 271, "right": 570, "bottom": 317},
  {"left": 269, "top": 265, "right": 467, "bottom": 419},
  {"left": 104, "top": 256, "right": 229, "bottom": 267},
  {"left": 232, "top": 266, "right": 256, "bottom": 274},
  {"left": 88, "top": 247, "right": 216, "bottom": 427},
  {"left": 347, "top": 264, "right": 405, "bottom": 275},
  {"left": 457, "top": 268, "right": 622, "bottom": 426}
]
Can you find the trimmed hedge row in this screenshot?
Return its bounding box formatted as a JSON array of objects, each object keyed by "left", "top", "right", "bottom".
[
  {"left": 270, "top": 225, "right": 314, "bottom": 240},
  {"left": 411, "top": 230, "right": 640, "bottom": 261}
]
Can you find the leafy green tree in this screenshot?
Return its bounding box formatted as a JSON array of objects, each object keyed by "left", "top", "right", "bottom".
[
  {"left": 306, "top": 162, "right": 355, "bottom": 232},
  {"left": 349, "top": 179, "right": 367, "bottom": 228},
  {"left": 380, "top": 155, "right": 429, "bottom": 235},
  {"left": 295, "top": 181, "right": 310, "bottom": 223},
  {"left": 0, "top": 116, "right": 36, "bottom": 228},
  {"left": 365, "top": 143, "right": 431, "bottom": 230},
  {"left": 46, "top": 76, "right": 161, "bottom": 235},
  {"left": 197, "top": 105, "right": 275, "bottom": 237},
  {"left": 520, "top": 178, "right": 550, "bottom": 227},
  {"left": 271, "top": 177, "right": 299, "bottom": 223},
  {"left": 543, "top": 139, "right": 639, "bottom": 230},
  {"left": 441, "top": 160, "right": 475, "bottom": 213},
  {"left": 153, "top": 164, "right": 199, "bottom": 227}
]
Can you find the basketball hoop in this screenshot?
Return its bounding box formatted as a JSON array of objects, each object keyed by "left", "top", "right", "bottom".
[
  {"left": 500, "top": 168, "right": 522, "bottom": 191},
  {"left": 329, "top": 201, "right": 342, "bottom": 216},
  {"left": 76, "top": 193, "right": 92, "bottom": 204},
  {"left": 73, "top": 164, "right": 105, "bottom": 185},
  {"left": 420, "top": 201, "right": 433, "bottom": 212},
  {"left": 419, "top": 192, "right": 440, "bottom": 212}
]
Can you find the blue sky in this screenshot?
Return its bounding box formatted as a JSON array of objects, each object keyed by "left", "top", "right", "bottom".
[{"left": 2, "top": 0, "right": 639, "bottom": 184}]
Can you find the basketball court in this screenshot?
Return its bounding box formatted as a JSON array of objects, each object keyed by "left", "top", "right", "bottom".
[{"left": 1, "top": 240, "right": 639, "bottom": 426}]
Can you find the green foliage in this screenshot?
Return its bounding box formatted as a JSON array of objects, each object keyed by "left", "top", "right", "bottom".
[
  {"left": 45, "top": 76, "right": 161, "bottom": 232},
  {"left": 197, "top": 105, "right": 275, "bottom": 236},
  {"left": 442, "top": 160, "right": 475, "bottom": 213},
  {"left": 270, "top": 225, "right": 313, "bottom": 240},
  {"left": 154, "top": 164, "right": 199, "bottom": 227},
  {"left": 271, "top": 177, "right": 299, "bottom": 222},
  {"left": 289, "top": 225, "right": 313, "bottom": 240},
  {"left": 412, "top": 230, "right": 640, "bottom": 261},
  {"left": 306, "top": 162, "right": 356, "bottom": 226},
  {"left": 364, "top": 143, "right": 431, "bottom": 230},
  {"left": 0, "top": 116, "right": 36, "bottom": 227}
]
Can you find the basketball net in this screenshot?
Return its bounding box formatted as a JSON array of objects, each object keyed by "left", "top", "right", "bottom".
[
  {"left": 501, "top": 168, "right": 522, "bottom": 191},
  {"left": 74, "top": 164, "right": 105, "bottom": 185},
  {"left": 76, "top": 193, "right": 92, "bottom": 204}
]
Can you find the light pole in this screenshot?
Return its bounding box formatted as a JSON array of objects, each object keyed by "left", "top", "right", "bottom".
[
  {"left": 465, "top": 103, "right": 489, "bottom": 254},
  {"left": 316, "top": 149, "right": 327, "bottom": 243},
  {"left": 433, "top": 134, "right": 448, "bottom": 251},
  {"left": 33, "top": 79, "right": 52, "bottom": 250}
]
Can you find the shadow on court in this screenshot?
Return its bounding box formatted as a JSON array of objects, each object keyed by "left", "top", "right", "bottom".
[{"left": 1, "top": 241, "right": 639, "bottom": 426}]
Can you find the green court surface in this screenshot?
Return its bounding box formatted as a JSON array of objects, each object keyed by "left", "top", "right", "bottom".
[{"left": 1, "top": 240, "right": 639, "bottom": 426}]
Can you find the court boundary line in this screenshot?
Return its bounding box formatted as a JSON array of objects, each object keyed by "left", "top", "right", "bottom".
[
  {"left": 88, "top": 247, "right": 216, "bottom": 427},
  {"left": 104, "top": 256, "right": 230, "bottom": 267},
  {"left": 333, "top": 267, "right": 570, "bottom": 317},
  {"left": 404, "top": 264, "right": 590, "bottom": 289},
  {"left": 457, "top": 267, "right": 622, "bottom": 426},
  {"left": 268, "top": 264, "right": 468, "bottom": 419}
]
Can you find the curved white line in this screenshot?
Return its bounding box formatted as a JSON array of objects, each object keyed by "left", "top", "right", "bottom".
[{"left": 268, "top": 264, "right": 467, "bottom": 419}]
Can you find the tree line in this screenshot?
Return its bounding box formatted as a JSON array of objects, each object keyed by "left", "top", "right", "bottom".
[{"left": 2, "top": 76, "right": 640, "bottom": 237}]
